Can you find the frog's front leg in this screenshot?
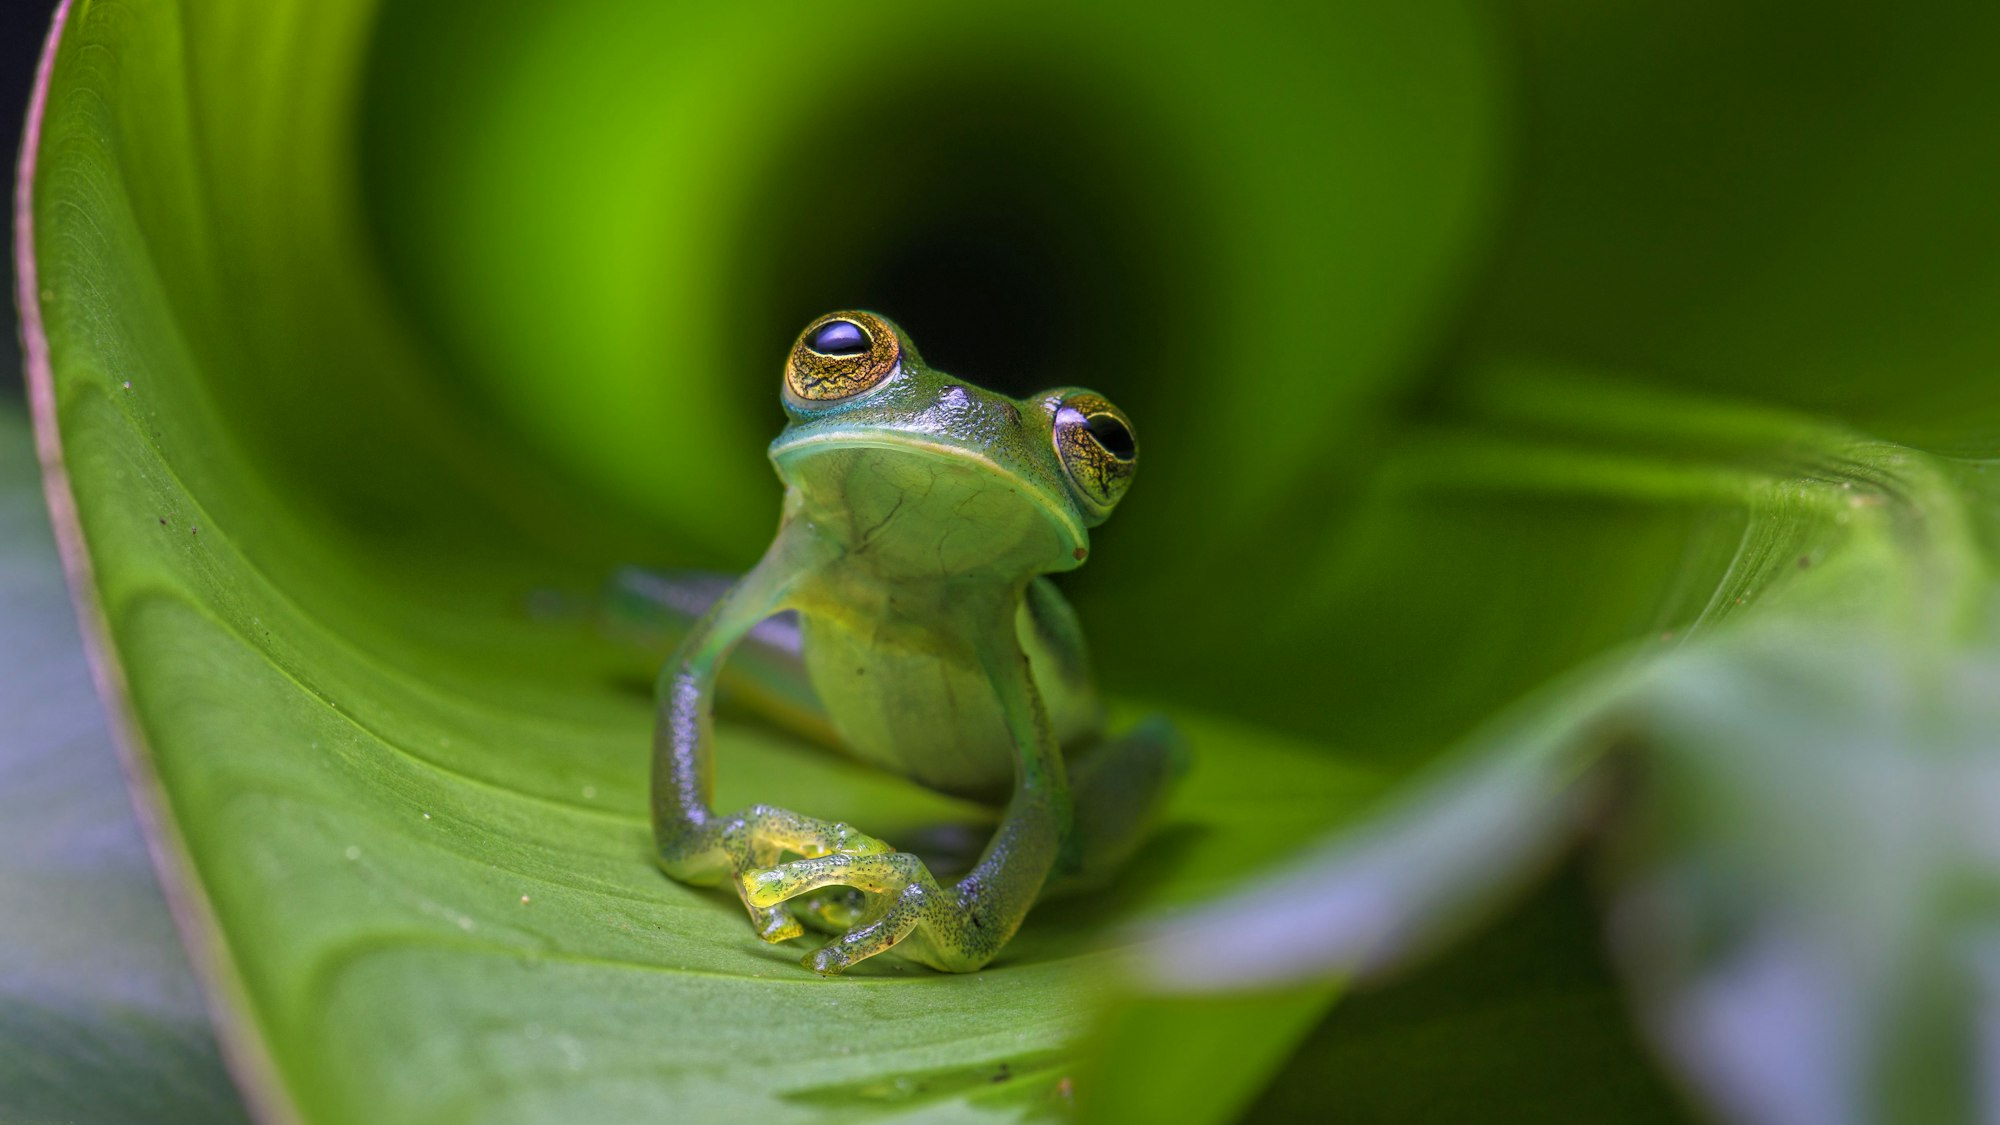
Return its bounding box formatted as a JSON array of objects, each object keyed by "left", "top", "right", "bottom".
[
  {"left": 651, "top": 534, "right": 884, "bottom": 942},
  {"left": 741, "top": 640, "right": 1069, "bottom": 974}
]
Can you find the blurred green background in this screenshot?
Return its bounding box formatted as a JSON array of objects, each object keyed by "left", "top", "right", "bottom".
[{"left": 13, "top": 0, "right": 2000, "bottom": 1121}]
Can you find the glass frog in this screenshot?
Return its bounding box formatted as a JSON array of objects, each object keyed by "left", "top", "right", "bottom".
[{"left": 639, "top": 310, "right": 1185, "bottom": 975}]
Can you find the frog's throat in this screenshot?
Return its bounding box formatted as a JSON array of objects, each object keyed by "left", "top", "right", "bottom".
[{"left": 768, "top": 431, "right": 1089, "bottom": 557}]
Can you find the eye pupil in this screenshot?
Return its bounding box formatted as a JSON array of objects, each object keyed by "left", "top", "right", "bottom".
[
  {"left": 1083, "top": 413, "right": 1136, "bottom": 460},
  {"left": 808, "top": 319, "right": 869, "bottom": 356}
]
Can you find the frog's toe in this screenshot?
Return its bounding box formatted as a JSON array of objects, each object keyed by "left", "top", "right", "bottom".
[
  {"left": 803, "top": 944, "right": 852, "bottom": 976},
  {"left": 816, "top": 822, "right": 894, "bottom": 858},
  {"left": 752, "top": 905, "right": 804, "bottom": 943},
  {"left": 740, "top": 852, "right": 926, "bottom": 909},
  {"left": 730, "top": 805, "right": 892, "bottom": 860},
  {"left": 801, "top": 884, "right": 931, "bottom": 975}
]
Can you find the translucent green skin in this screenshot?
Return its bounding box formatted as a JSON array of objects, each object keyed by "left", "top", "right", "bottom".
[{"left": 651, "top": 315, "right": 1181, "bottom": 974}]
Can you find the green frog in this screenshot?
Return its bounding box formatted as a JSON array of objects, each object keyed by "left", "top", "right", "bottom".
[{"left": 641, "top": 310, "right": 1184, "bottom": 975}]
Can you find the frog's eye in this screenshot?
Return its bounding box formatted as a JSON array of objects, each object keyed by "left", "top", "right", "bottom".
[
  {"left": 1052, "top": 392, "right": 1138, "bottom": 514},
  {"left": 786, "top": 311, "right": 901, "bottom": 402}
]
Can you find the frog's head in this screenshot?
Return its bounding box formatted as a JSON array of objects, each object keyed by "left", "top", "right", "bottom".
[{"left": 768, "top": 310, "right": 1138, "bottom": 579}]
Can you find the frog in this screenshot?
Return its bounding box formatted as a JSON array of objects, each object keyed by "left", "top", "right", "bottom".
[{"left": 637, "top": 310, "right": 1186, "bottom": 975}]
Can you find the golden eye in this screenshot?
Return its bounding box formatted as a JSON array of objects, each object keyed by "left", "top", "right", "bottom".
[
  {"left": 1052, "top": 392, "right": 1138, "bottom": 513},
  {"left": 785, "top": 311, "right": 901, "bottom": 401}
]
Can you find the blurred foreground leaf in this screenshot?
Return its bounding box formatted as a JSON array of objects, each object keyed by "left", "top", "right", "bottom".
[
  {"left": 1084, "top": 2, "right": 2000, "bottom": 1119},
  {"left": 1100, "top": 380, "right": 2000, "bottom": 1123},
  {"left": 0, "top": 408, "right": 244, "bottom": 1123}
]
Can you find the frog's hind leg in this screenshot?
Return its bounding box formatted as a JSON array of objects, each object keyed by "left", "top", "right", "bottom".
[{"left": 1047, "top": 714, "right": 1190, "bottom": 895}]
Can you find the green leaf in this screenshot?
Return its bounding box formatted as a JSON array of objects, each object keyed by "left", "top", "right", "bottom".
[
  {"left": 1095, "top": 381, "right": 2000, "bottom": 1121},
  {"left": 23, "top": 0, "right": 1505, "bottom": 1119},
  {"left": 1468, "top": 1, "right": 2000, "bottom": 453},
  {"left": 1078, "top": 1, "right": 2000, "bottom": 1117},
  {"left": 0, "top": 407, "right": 245, "bottom": 1124},
  {"left": 38, "top": 0, "right": 2000, "bottom": 1118}
]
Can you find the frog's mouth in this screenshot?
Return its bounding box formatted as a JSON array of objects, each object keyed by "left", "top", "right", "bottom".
[{"left": 768, "top": 430, "right": 1090, "bottom": 565}]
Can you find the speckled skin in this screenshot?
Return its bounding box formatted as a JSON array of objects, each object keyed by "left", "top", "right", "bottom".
[{"left": 651, "top": 311, "right": 1181, "bottom": 974}]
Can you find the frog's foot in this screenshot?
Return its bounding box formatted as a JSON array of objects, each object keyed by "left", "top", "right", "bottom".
[
  {"left": 742, "top": 852, "right": 992, "bottom": 975},
  {"left": 661, "top": 804, "right": 892, "bottom": 944}
]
